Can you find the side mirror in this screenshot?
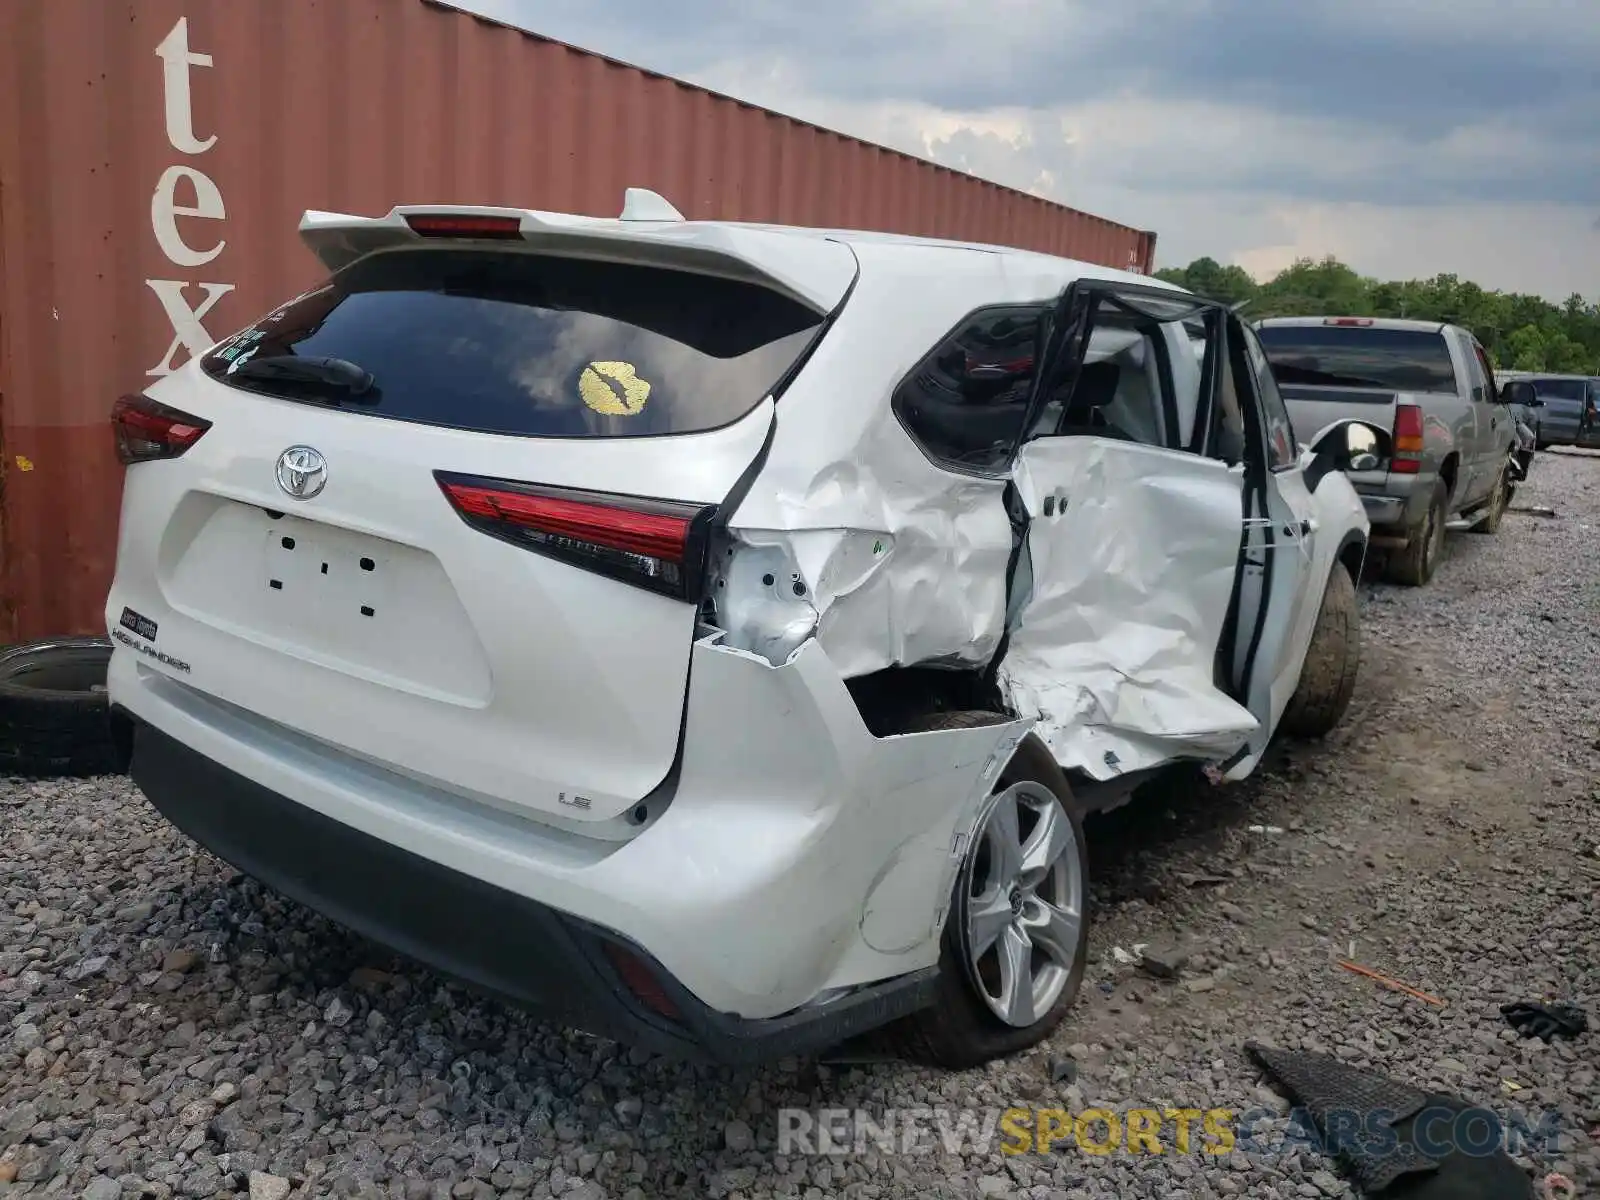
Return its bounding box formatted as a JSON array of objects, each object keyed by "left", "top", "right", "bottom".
[
  {"left": 1304, "top": 419, "right": 1394, "bottom": 492},
  {"left": 1500, "top": 380, "right": 1537, "bottom": 407}
]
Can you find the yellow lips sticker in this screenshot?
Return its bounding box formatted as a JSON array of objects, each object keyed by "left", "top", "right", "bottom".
[{"left": 579, "top": 361, "right": 651, "bottom": 416}]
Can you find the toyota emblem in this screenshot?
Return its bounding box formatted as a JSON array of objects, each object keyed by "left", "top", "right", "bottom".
[{"left": 275, "top": 445, "right": 327, "bottom": 500}]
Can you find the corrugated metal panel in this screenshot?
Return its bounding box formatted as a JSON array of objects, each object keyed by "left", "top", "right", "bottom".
[{"left": 0, "top": 0, "right": 1159, "bottom": 641}]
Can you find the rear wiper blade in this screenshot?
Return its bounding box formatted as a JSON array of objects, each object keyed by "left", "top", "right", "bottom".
[{"left": 229, "top": 355, "right": 376, "bottom": 398}]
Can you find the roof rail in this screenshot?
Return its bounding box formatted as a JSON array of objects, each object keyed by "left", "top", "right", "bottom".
[{"left": 619, "top": 188, "right": 685, "bottom": 222}]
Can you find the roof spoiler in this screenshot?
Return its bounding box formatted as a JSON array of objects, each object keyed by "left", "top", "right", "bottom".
[{"left": 296, "top": 192, "right": 854, "bottom": 311}]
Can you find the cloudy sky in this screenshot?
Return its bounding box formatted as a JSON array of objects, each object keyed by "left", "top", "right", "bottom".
[{"left": 454, "top": 0, "right": 1598, "bottom": 301}]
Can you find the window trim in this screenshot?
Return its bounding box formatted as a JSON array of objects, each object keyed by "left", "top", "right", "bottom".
[
  {"left": 1186, "top": 308, "right": 1223, "bottom": 458},
  {"left": 1237, "top": 321, "right": 1300, "bottom": 472},
  {"left": 1027, "top": 286, "right": 1205, "bottom": 454},
  {"left": 1455, "top": 330, "right": 1488, "bottom": 405},
  {"left": 1469, "top": 340, "right": 1498, "bottom": 403},
  {"left": 1226, "top": 315, "right": 1286, "bottom": 479},
  {"left": 1094, "top": 293, "right": 1185, "bottom": 450},
  {"left": 892, "top": 282, "right": 1222, "bottom": 474},
  {"left": 889, "top": 300, "right": 1054, "bottom": 479},
  {"left": 1198, "top": 308, "right": 1250, "bottom": 466}
]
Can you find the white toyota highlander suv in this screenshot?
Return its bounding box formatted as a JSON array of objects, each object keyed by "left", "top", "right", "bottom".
[{"left": 105, "top": 192, "right": 1381, "bottom": 1067}]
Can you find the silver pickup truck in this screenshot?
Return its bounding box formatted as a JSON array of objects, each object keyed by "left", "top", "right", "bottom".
[{"left": 1253, "top": 316, "right": 1523, "bottom": 587}]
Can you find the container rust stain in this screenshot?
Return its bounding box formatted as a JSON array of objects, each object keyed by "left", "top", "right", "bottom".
[{"left": 0, "top": 0, "right": 1158, "bottom": 641}]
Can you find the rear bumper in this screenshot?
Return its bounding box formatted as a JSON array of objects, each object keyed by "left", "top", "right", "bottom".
[
  {"left": 1355, "top": 471, "right": 1433, "bottom": 540},
  {"left": 109, "top": 630, "right": 1027, "bottom": 1050},
  {"left": 1359, "top": 493, "right": 1406, "bottom": 527},
  {"left": 125, "top": 711, "right": 936, "bottom": 1063}
]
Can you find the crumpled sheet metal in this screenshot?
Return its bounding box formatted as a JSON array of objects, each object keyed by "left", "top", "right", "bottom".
[
  {"left": 725, "top": 245, "right": 1022, "bottom": 678},
  {"left": 728, "top": 422, "right": 1013, "bottom": 677},
  {"left": 998, "top": 438, "right": 1259, "bottom": 780},
  {"left": 723, "top": 242, "right": 1254, "bottom": 775}
]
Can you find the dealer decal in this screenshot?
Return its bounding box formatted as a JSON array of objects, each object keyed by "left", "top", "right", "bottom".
[{"left": 119, "top": 606, "right": 159, "bottom": 641}]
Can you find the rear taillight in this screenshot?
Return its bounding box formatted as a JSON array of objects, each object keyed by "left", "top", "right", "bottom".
[
  {"left": 404, "top": 213, "right": 523, "bottom": 239},
  {"left": 1391, "top": 403, "right": 1424, "bottom": 474},
  {"left": 111, "top": 394, "right": 211, "bottom": 465},
  {"left": 435, "top": 472, "right": 715, "bottom": 600}
]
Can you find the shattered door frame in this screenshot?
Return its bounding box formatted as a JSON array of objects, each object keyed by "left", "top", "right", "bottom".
[{"left": 987, "top": 280, "right": 1281, "bottom": 781}]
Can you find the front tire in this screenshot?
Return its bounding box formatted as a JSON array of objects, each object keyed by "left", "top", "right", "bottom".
[
  {"left": 882, "top": 713, "right": 1089, "bottom": 1069},
  {"left": 1279, "top": 565, "right": 1360, "bottom": 739},
  {"left": 1384, "top": 481, "right": 1447, "bottom": 587}
]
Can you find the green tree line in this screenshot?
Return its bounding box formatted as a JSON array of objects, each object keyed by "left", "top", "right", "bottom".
[{"left": 1154, "top": 255, "right": 1600, "bottom": 375}]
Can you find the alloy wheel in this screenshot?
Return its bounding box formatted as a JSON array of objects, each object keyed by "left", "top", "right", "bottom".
[{"left": 957, "top": 781, "right": 1084, "bottom": 1028}]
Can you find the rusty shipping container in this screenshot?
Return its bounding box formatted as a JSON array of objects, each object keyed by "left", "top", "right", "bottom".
[{"left": 0, "top": 0, "right": 1159, "bottom": 642}]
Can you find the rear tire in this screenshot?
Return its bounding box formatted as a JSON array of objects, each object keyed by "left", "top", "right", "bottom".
[
  {"left": 0, "top": 638, "right": 121, "bottom": 779},
  {"left": 1470, "top": 465, "right": 1509, "bottom": 535},
  {"left": 879, "top": 711, "right": 1089, "bottom": 1069},
  {"left": 1384, "top": 481, "right": 1447, "bottom": 587},
  {"left": 1279, "top": 566, "right": 1360, "bottom": 739}
]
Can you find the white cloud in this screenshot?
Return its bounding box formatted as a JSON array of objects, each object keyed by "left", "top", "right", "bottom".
[{"left": 450, "top": 0, "right": 1600, "bottom": 301}]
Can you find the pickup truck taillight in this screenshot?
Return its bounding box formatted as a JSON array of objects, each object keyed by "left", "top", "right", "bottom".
[{"left": 1391, "top": 403, "right": 1424, "bottom": 474}]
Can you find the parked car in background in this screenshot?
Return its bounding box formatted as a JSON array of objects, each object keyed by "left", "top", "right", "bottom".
[
  {"left": 1494, "top": 369, "right": 1542, "bottom": 481},
  {"left": 1519, "top": 374, "right": 1600, "bottom": 448},
  {"left": 1254, "top": 316, "right": 1521, "bottom": 587},
  {"left": 1508, "top": 403, "right": 1539, "bottom": 482},
  {"left": 104, "top": 195, "right": 1380, "bottom": 1067}
]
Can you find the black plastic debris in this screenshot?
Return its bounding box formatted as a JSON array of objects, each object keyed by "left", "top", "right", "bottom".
[
  {"left": 1245, "top": 1043, "right": 1534, "bottom": 1199},
  {"left": 1048, "top": 1055, "right": 1077, "bottom": 1084},
  {"left": 1500, "top": 1001, "right": 1587, "bottom": 1043}
]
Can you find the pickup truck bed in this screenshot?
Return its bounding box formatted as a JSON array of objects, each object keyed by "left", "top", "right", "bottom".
[
  {"left": 1275, "top": 382, "right": 1440, "bottom": 531},
  {"left": 1256, "top": 317, "right": 1517, "bottom": 586}
]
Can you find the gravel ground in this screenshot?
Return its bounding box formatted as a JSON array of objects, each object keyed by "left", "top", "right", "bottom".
[{"left": 3, "top": 450, "right": 1597, "bottom": 1200}]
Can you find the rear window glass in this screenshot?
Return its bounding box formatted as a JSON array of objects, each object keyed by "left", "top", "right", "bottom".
[
  {"left": 1531, "top": 379, "right": 1585, "bottom": 401},
  {"left": 200, "top": 248, "right": 825, "bottom": 438},
  {"left": 1255, "top": 326, "right": 1457, "bottom": 392}
]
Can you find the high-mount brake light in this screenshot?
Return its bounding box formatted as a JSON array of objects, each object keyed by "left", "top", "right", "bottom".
[
  {"left": 111, "top": 394, "right": 212, "bottom": 465},
  {"left": 435, "top": 472, "right": 716, "bottom": 600},
  {"left": 1391, "top": 403, "right": 1424, "bottom": 474},
  {"left": 404, "top": 213, "right": 523, "bottom": 239},
  {"left": 1324, "top": 317, "right": 1375, "bottom": 327}
]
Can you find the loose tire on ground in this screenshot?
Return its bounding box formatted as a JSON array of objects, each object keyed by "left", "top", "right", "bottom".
[
  {"left": 0, "top": 638, "right": 121, "bottom": 779},
  {"left": 878, "top": 710, "right": 1090, "bottom": 1069},
  {"left": 1384, "top": 481, "right": 1447, "bottom": 587},
  {"left": 1279, "top": 566, "right": 1361, "bottom": 739},
  {"left": 1470, "top": 464, "right": 1510, "bottom": 535}
]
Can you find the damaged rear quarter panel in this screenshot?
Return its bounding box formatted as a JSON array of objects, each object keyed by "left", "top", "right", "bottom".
[
  {"left": 720, "top": 241, "right": 1025, "bottom": 676},
  {"left": 622, "top": 633, "right": 1028, "bottom": 1012}
]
